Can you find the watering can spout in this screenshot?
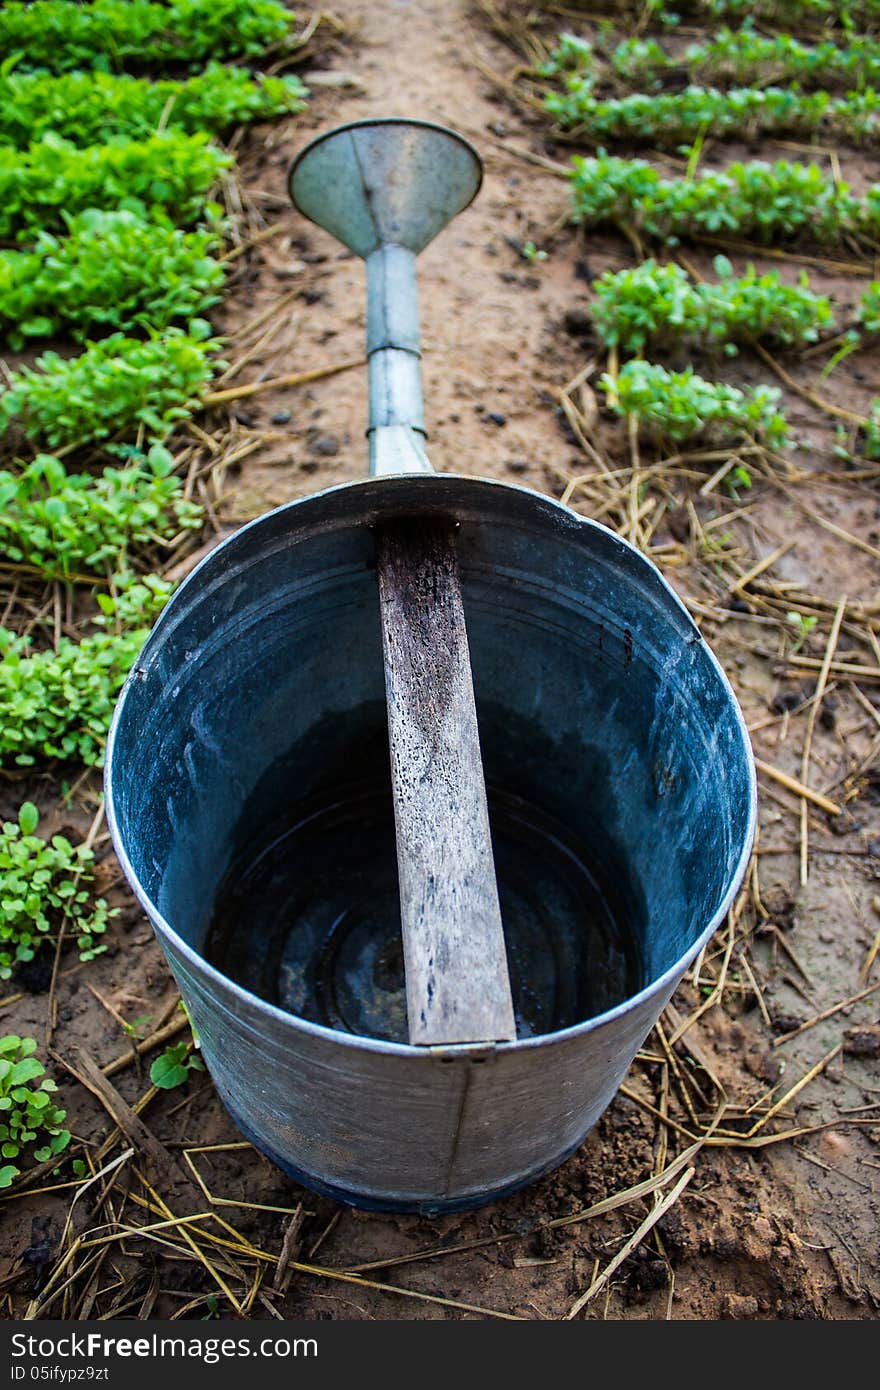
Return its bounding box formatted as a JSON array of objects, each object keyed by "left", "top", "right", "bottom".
[
  {"left": 287, "top": 117, "right": 483, "bottom": 258},
  {"left": 290, "top": 119, "right": 483, "bottom": 480}
]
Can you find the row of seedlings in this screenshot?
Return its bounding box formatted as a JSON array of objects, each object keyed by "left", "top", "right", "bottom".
[
  {"left": 521, "top": 2, "right": 880, "bottom": 460},
  {"left": 0, "top": 0, "right": 311, "bottom": 1187}
]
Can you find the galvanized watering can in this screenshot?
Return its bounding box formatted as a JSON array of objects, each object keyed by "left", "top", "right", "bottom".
[{"left": 106, "top": 120, "right": 756, "bottom": 1212}]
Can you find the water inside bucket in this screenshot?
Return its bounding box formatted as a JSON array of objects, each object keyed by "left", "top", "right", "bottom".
[{"left": 203, "top": 777, "right": 642, "bottom": 1044}]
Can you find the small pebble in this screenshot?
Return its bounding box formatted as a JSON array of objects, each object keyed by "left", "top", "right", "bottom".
[
  {"left": 271, "top": 410, "right": 292, "bottom": 425},
  {"left": 311, "top": 436, "right": 339, "bottom": 456},
  {"left": 487, "top": 411, "right": 507, "bottom": 426}
]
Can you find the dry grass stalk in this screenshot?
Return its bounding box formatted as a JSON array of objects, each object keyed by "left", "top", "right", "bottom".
[
  {"left": 799, "top": 596, "right": 847, "bottom": 884},
  {"left": 565, "top": 1167, "right": 696, "bottom": 1318}
]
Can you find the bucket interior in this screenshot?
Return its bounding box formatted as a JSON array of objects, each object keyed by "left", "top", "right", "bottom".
[{"left": 109, "top": 477, "right": 753, "bottom": 1045}]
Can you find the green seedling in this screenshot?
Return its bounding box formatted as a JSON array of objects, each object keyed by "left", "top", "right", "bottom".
[
  {"left": 121, "top": 1016, "right": 153, "bottom": 1041},
  {"left": 150, "top": 1005, "right": 204, "bottom": 1090},
  {"left": 859, "top": 402, "right": 880, "bottom": 460},
  {"left": 149, "top": 1041, "right": 206, "bottom": 1089},
  {"left": 787, "top": 611, "right": 818, "bottom": 653},
  {"left": 723, "top": 464, "right": 753, "bottom": 499},
  {"left": 857, "top": 282, "right": 880, "bottom": 336}
]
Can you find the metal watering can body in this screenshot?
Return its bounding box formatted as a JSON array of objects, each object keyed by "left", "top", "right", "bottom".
[
  {"left": 105, "top": 473, "right": 756, "bottom": 1212},
  {"left": 106, "top": 119, "right": 755, "bottom": 1211}
]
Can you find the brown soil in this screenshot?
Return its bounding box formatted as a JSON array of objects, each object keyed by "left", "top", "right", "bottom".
[{"left": 2, "top": 0, "right": 879, "bottom": 1322}]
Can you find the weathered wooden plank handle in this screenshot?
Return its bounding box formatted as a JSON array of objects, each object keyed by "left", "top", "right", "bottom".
[{"left": 377, "top": 517, "right": 517, "bottom": 1046}]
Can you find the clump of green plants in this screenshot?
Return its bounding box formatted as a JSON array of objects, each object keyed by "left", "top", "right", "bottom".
[
  {"left": 0, "top": 323, "right": 222, "bottom": 449},
  {"left": 591, "top": 256, "right": 833, "bottom": 354},
  {"left": 0, "top": 131, "right": 231, "bottom": 240},
  {"left": 0, "top": 802, "right": 112, "bottom": 981},
  {"left": 0, "top": 576, "right": 170, "bottom": 768},
  {"left": 0, "top": 0, "right": 295, "bottom": 74},
  {"left": 605, "top": 27, "right": 880, "bottom": 91},
  {"left": 0, "top": 1035, "right": 70, "bottom": 1187},
  {"left": 601, "top": 360, "right": 788, "bottom": 447},
  {"left": 545, "top": 82, "right": 877, "bottom": 147},
  {"left": 569, "top": 154, "right": 874, "bottom": 247},
  {"left": 0, "top": 448, "right": 202, "bottom": 581},
  {"left": 0, "top": 64, "right": 307, "bottom": 149},
  {"left": 0, "top": 210, "right": 225, "bottom": 347}
]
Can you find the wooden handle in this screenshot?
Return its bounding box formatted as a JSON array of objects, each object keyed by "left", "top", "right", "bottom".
[{"left": 376, "top": 517, "right": 517, "bottom": 1046}]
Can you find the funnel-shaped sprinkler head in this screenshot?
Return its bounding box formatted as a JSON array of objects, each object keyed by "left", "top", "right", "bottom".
[{"left": 288, "top": 117, "right": 483, "bottom": 259}]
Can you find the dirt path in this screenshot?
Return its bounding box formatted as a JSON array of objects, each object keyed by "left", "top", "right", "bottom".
[
  {"left": 220, "top": 0, "right": 590, "bottom": 514},
  {"left": 3, "top": 0, "right": 879, "bottom": 1322}
]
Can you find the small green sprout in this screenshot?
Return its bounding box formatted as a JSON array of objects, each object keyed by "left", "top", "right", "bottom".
[{"left": 787, "top": 611, "right": 818, "bottom": 653}]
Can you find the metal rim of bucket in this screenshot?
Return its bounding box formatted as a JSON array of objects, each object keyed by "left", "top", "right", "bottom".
[
  {"left": 105, "top": 472, "right": 757, "bottom": 1061},
  {"left": 286, "top": 115, "right": 485, "bottom": 211}
]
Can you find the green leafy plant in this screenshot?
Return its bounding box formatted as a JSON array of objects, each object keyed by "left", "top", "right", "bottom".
[
  {"left": 0, "top": 803, "right": 112, "bottom": 980},
  {"left": 0, "top": 0, "right": 295, "bottom": 74},
  {"left": 0, "top": 575, "right": 170, "bottom": 768},
  {"left": 0, "top": 448, "right": 202, "bottom": 581},
  {"left": 591, "top": 255, "right": 833, "bottom": 355},
  {"left": 0, "top": 209, "right": 225, "bottom": 347},
  {"left": 150, "top": 1003, "right": 204, "bottom": 1090},
  {"left": 546, "top": 81, "right": 878, "bottom": 147},
  {"left": 0, "top": 323, "right": 222, "bottom": 449},
  {"left": 724, "top": 464, "right": 753, "bottom": 498},
  {"left": 150, "top": 1040, "right": 205, "bottom": 1090},
  {"left": 0, "top": 63, "right": 307, "bottom": 149},
  {"left": 569, "top": 154, "right": 875, "bottom": 248},
  {"left": 601, "top": 359, "right": 788, "bottom": 447},
  {"left": 0, "top": 1035, "right": 70, "bottom": 1186},
  {"left": 0, "top": 131, "right": 231, "bottom": 241}
]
